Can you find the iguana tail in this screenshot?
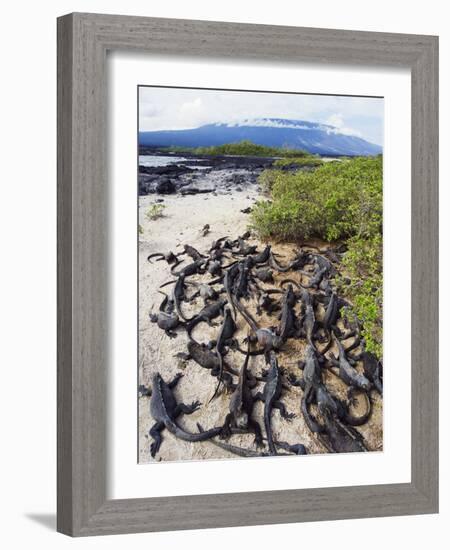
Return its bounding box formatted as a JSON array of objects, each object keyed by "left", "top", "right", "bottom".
[
  {"left": 234, "top": 300, "right": 258, "bottom": 332},
  {"left": 269, "top": 253, "right": 291, "bottom": 272},
  {"left": 209, "top": 351, "right": 225, "bottom": 402},
  {"left": 301, "top": 396, "right": 325, "bottom": 433},
  {"left": 159, "top": 279, "right": 178, "bottom": 288},
  {"left": 197, "top": 424, "right": 263, "bottom": 457},
  {"left": 373, "top": 377, "right": 383, "bottom": 396},
  {"left": 165, "top": 420, "right": 221, "bottom": 442},
  {"left": 279, "top": 278, "right": 303, "bottom": 290},
  {"left": 264, "top": 406, "right": 277, "bottom": 455},
  {"left": 147, "top": 253, "right": 164, "bottom": 263},
  {"left": 341, "top": 391, "right": 372, "bottom": 426}
]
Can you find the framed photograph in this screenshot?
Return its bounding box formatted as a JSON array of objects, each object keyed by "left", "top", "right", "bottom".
[{"left": 57, "top": 13, "right": 438, "bottom": 536}]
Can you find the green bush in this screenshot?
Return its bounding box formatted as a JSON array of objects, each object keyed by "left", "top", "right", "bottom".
[
  {"left": 146, "top": 204, "right": 166, "bottom": 221},
  {"left": 194, "top": 140, "right": 311, "bottom": 157},
  {"left": 338, "top": 234, "right": 383, "bottom": 357},
  {"left": 162, "top": 140, "right": 310, "bottom": 158},
  {"left": 272, "top": 157, "right": 323, "bottom": 168},
  {"left": 252, "top": 157, "right": 382, "bottom": 241},
  {"left": 251, "top": 156, "right": 383, "bottom": 356}
]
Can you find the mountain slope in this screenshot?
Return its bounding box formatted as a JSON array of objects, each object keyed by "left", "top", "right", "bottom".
[{"left": 139, "top": 118, "right": 382, "bottom": 156}]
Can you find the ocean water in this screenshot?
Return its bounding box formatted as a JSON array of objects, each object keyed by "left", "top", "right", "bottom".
[{"left": 138, "top": 155, "right": 189, "bottom": 167}]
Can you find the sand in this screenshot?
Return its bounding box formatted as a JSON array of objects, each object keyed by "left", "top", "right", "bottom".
[{"left": 138, "top": 176, "right": 382, "bottom": 464}]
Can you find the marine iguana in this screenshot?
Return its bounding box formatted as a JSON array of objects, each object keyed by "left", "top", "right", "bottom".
[
  {"left": 210, "top": 305, "right": 237, "bottom": 401},
  {"left": 223, "top": 262, "right": 240, "bottom": 319},
  {"left": 254, "top": 351, "right": 295, "bottom": 455},
  {"left": 326, "top": 332, "right": 372, "bottom": 391},
  {"left": 255, "top": 267, "right": 274, "bottom": 284},
  {"left": 234, "top": 299, "right": 283, "bottom": 357},
  {"left": 234, "top": 262, "right": 251, "bottom": 301},
  {"left": 147, "top": 251, "right": 178, "bottom": 265},
  {"left": 274, "top": 440, "right": 308, "bottom": 455},
  {"left": 321, "top": 415, "right": 368, "bottom": 453},
  {"left": 149, "top": 291, "right": 181, "bottom": 338},
  {"left": 359, "top": 351, "right": 383, "bottom": 395},
  {"left": 276, "top": 284, "right": 299, "bottom": 342},
  {"left": 299, "top": 344, "right": 325, "bottom": 433},
  {"left": 176, "top": 340, "right": 237, "bottom": 390},
  {"left": 252, "top": 245, "right": 271, "bottom": 264},
  {"left": 301, "top": 266, "right": 328, "bottom": 289},
  {"left": 256, "top": 291, "right": 280, "bottom": 316},
  {"left": 209, "top": 247, "right": 230, "bottom": 262},
  {"left": 169, "top": 274, "right": 191, "bottom": 321},
  {"left": 180, "top": 243, "right": 207, "bottom": 261},
  {"left": 149, "top": 310, "right": 180, "bottom": 338},
  {"left": 169, "top": 258, "right": 205, "bottom": 278},
  {"left": 322, "top": 291, "right": 340, "bottom": 330},
  {"left": 311, "top": 253, "right": 337, "bottom": 276},
  {"left": 329, "top": 334, "right": 372, "bottom": 392},
  {"left": 206, "top": 259, "right": 222, "bottom": 276},
  {"left": 185, "top": 298, "right": 227, "bottom": 340},
  {"left": 186, "top": 281, "right": 220, "bottom": 303},
  {"left": 221, "top": 342, "right": 263, "bottom": 447},
  {"left": 234, "top": 237, "right": 257, "bottom": 256},
  {"left": 279, "top": 279, "right": 314, "bottom": 312},
  {"left": 269, "top": 250, "right": 309, "bottom": 272},
  {"left": 316, "top": 382, "right": 372, "bottom": 427},
  {"left": 149, "top": 372, "right": 222, "bottom": 457},
  {"left": 302, "top": 303, "right": 317, "bottom": 346},
  {"left": 288, "top": 344, "right": 325, "bottom": 432},
  {"left": 239, "top": 230, "right": 252, "bottom": 240},
  {"left": 209, "top": 236, "right": 229, "bottom": 251}
]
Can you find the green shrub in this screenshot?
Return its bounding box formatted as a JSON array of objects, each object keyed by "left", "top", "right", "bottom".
[
  {"left": 193, "top": 140, "right": 310, "bottom": 157},
  {"left": 251, "top": 156, "right": 383, "bottom": 356},
  {"left": 252, "top": 157, "right": 382, "bottom": 241},
  {"left": 337, "top": 234, "right": 383, "bottom": 357},
  {"left": 161, "top": 140, "right": 310, "bottom": 158},
  {"left": 273, "top": 157, "right": 323, "bottom": 168},
  {"left": 145, "top": 204, "right": 166, "bottom": 220}
]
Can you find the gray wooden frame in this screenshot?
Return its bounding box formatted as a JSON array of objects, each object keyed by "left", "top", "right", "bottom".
[{"left": 57, "top": 12, "right": 438, "bottom": 537}]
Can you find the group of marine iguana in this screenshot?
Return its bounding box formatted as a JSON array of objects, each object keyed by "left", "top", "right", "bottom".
[{"left": 140, "top": 231, "right": 383, "bottom": 459}]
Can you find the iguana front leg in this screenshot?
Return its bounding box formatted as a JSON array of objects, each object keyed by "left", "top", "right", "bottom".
[
  {"left": 273, "top": 400, "right": 296, "bottom": 421},
  {"left": 287, "top": 372, "right": 305, "bottom": 389},
  {"left": 174, "top": 400, "right": 201, "bottom": 416},
  {"left": 168, "top": 372, "right": 183, "bottom": 389}
]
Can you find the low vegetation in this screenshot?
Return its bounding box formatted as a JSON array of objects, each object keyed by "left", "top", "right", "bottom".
[
  {"left": 161, "top": 140, "right": 312, "bottom": 158},
  {"left": 272, "top": 157, "right": 323, "bottom": 168},
  {"left": 146, "top": 203, "right": 166, "bottom": 221},
  {"left": 251, "top": 156, "right": 383, "bottom": 356}
]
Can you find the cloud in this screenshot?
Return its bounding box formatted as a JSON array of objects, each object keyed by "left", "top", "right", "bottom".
[
  {"left": 325, "top": 113, "right": 363, "bottom": 138},
  {"left": 179, "top": 97, "right": 203, "bottom": 115},
  {"left": 140, "top": 104, "right": 160, "bottom": 118}
]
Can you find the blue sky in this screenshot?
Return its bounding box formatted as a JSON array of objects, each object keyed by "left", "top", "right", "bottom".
[{"left": 139, "top": 86, "right": 384, "bottom": 146}]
